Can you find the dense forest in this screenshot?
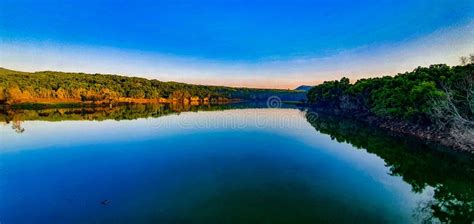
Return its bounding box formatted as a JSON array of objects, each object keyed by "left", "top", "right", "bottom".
[
  {"left": 0, "top": 68, "right": 305, "bottom": 105},
  {"left": 307, "top": 62, "right": 473, "bottom": 151}
]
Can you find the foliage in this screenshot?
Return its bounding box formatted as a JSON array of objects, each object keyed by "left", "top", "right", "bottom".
[
  {"left": 0, "top": 68, "right": 306, "bottom": 103},
  {"left": 307, "top": 64, "right": 473, "bottom": 123}
]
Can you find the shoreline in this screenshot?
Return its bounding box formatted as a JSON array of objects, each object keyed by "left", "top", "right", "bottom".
[
  {"left": 303, "top": 105, "right": 473, "bottom": 154},
  {"left": 2, "top": 100, "right": 471, "bottom": 154},
  {"left": 0, "top": 97, "right": 243, "bottom": 110}
]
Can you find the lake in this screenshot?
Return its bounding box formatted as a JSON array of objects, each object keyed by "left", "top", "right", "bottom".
[{"left": 0, "top": 104, "right": 473, "bottom": 223}]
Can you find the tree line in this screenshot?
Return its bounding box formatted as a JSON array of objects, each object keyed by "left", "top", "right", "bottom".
[
  {"left": 308, "top": 63, "right": 472, "bottom": 121},
  {"left": 0, "top": 68, "right": 305, "bottom": 104}
]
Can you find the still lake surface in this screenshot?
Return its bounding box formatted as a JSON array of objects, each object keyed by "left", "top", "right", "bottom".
[{"left": 0, "top": 104, "right": 473, "bottom": 223}]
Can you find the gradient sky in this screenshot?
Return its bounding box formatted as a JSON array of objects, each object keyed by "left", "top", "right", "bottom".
[{"left": 1, "top": 0, "right": 473, "bottom": 88}]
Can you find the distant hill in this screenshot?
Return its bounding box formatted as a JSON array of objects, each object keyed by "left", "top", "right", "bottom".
[
  {"left": 0, "top": 67, "right": 26, "bottom": 75},
  {"left": 294, "top": 85, "right": 313, "bottom": 91}
]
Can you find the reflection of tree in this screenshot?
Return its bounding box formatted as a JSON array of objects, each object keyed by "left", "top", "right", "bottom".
[
  {"left": 11, "top": 120, "right": 24, "bottom": 133},
  {"left": 169, "top": 102, "right": 193, "bottom": 112},
  {"left": 0, "top": 102, "right": 278, "bottom": 133},
  {"left": 430, "top": 185, "right": 474, "bottom": 223},
  {"left": 304, "top": 111, "right": 474, "bottom": 223}
]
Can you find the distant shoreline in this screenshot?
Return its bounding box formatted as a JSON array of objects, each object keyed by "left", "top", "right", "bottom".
[
  {"left": 0, "top": 67, "right": 306, "bottom": 107},
  {"left": 0, "top": 98, "right": 242, "bottom": 110}
]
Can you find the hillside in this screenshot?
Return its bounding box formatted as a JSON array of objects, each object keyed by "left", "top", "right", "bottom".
[
  {"left": 294, "top": 85, "right": 313, "bottom": 91},
  {"left": 306, "top": 63, "right": 473, "bottom": 152},
  {"left": 0, "top": 68, "right": 306, "bottom": 105}
]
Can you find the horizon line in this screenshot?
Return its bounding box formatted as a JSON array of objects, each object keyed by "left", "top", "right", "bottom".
[{"left": 1, "top": 60, "right": 468, "bottom": 90}]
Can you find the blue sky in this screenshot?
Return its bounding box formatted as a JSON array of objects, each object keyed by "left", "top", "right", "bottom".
[{"left": 1, "top": 0, "right": 473, "bottom": 88}]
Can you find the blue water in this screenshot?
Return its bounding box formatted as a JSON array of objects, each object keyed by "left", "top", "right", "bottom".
[{"left": 0, "top": 107, "right": 472, "bottom": 223}]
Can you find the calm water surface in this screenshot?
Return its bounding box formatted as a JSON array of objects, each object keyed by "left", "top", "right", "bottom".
[{"left": 0, "top": 104, "right": 473, "bottom": 223}]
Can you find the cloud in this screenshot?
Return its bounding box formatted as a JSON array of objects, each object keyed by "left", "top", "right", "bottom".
[{"left": 1, "top": 20, "right": 473, "bottom": 89}]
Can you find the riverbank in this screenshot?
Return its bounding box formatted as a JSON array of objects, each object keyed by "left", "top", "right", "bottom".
[
  {"left": 305, "top": 106, "right": 473, "bottom": 154},
  {"left": 0, "top": 96, "right": 241, "bottom": 110}
]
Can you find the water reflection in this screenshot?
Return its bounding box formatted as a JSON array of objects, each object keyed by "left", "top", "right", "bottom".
[
  {"left": 304, "top": 111, "right": 474, "bottom": 223},
  {"left": 0, "top": 104, "right": 472, "bottom": 223},
  {"left": 0, "top": 103, "right": 272, "bottom": 133}
]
